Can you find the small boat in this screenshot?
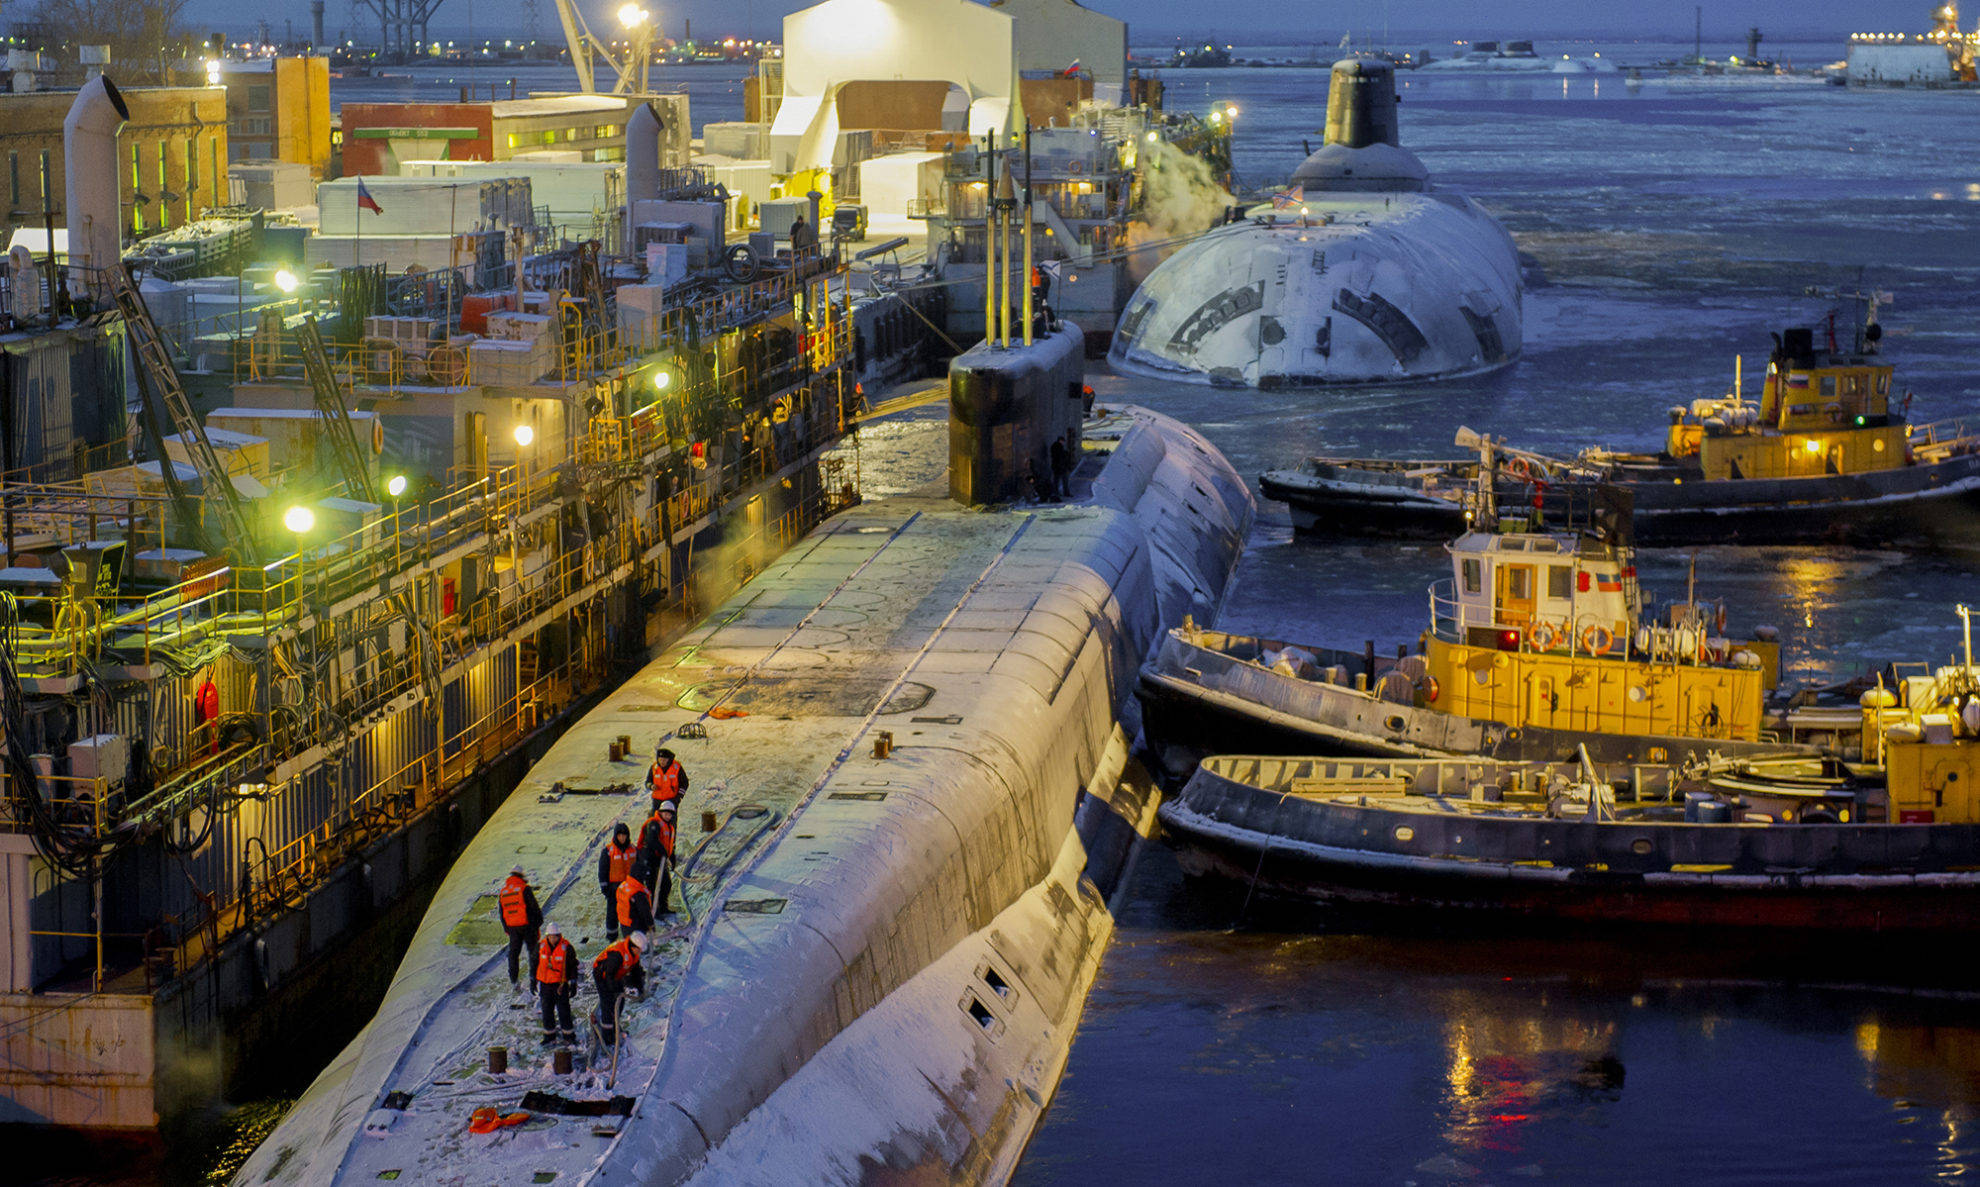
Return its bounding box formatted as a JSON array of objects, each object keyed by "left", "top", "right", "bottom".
[
  {"left": 1158, "top": 748, "right": 1980, "bottom": 932},
  {"left": 1261, "top": 296, "right": 1980, "bottom": 546},
  {"left": 1141, "top": 481, "right": 1810, "bottom": 770}
]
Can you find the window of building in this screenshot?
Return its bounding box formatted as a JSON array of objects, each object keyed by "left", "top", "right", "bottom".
[
  {"left": 158, "top": 141, "right": 171, "bottom": 228},
  {"left": 1548, "top": 564, "right": 1572, "bottom": 600},
  {"left": 249, "top": 84, "right": 272, "bottom": 112},
  {"left": 595, "top": 124, "right": 612, "bottom": 138},
  {"left": 506, "top": 132, "right": 519, "bottom": 149},
  {"left": 1462, "top": 558, "right": 1481, "bottom": 594},
  {"left": 38, "top": 150, "right": 51, "bottom": 206},
  {"left": 543, "top": 129, "right": 557, "bottom": 144}
]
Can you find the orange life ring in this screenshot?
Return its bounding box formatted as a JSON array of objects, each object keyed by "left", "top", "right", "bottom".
[
  {"left": 1420, "top": 675, "right": 1440, "bottom": 703},
  {"left": 1068, "top": 159, "right": 1085, "bottom": 174},
  {"left": 1503, "top": 456, "right": 1535, "bottom": 482},
  {"left": 1526, "top": 621, "right": 1561, "bottom": 652},
  {"left": 1581, "top": 624, "right": 1615, "bottom": 656}
]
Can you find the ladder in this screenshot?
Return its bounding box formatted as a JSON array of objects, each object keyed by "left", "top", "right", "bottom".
[
  {"left": 108, "top": 267, "right": 260, "bottom": 557},
  {"left": 295, "top": 315, "right": 376, "bottom": 501}
]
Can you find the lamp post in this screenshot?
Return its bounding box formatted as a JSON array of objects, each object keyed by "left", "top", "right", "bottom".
[
  {"left": 514, "top": 423, "right": 535, "bottom": 492},
  {"left": 618, "top": 5, "right": 654, "bottom": 95},
  {"left": 386, "top": 474, "right": 408, "bottom": 570}
]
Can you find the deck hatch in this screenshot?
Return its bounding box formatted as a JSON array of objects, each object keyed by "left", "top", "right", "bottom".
[
  {"left": 726, "top": 898, "right": 788, "bottom": 914},
  {"left": 828, "top": 791, "right": 888, "bottom": 802}
]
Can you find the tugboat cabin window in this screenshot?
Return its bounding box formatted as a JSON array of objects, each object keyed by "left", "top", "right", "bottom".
[
  {"left": 1463, "top": 558, "right": 1482, "bottom": 594},
  {"left": 1505, "top": 566, "right": 1532, "bottom": 601},
  {"left": 1548, "top": 565, "right": 1572, "bottom": 599},
  {"left": 1820, "top": 376, "right": 1836, "bottom": 397}
]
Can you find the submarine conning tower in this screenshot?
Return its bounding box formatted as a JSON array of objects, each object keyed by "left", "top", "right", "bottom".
[
  {"left": 949, "top": 322, "right": 1087, "bottom": 505},
  {"left": 1292, "top": 58, "right": 1429, "bottom": 194}
]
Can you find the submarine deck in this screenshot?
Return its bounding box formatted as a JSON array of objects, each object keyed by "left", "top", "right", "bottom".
[{"left": 268, "top": 496, "right": 1143, "bottom": 1184}]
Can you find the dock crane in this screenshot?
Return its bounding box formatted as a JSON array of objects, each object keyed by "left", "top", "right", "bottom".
[
  {"left": 108, "top": 267, "right": 262, "bottom": 560},
  {"left": 552, "top": 0, "right": 654, "bottom": 94}
]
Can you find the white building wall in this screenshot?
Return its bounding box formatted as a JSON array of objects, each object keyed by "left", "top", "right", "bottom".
[
  {"left": 991, "top": 0, "right": 1129, "bottom": 100},
  {"left": 1847, "top": 43, "right": 1956, "bottom": 83}
]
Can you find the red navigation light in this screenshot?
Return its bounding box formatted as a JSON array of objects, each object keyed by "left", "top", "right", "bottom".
[
  {"left": 1497, "top": 629, "right": 1520, "bottom": 651},
  {"left": 1577, "top": 571, "right": 1591, "bottom": 593}
]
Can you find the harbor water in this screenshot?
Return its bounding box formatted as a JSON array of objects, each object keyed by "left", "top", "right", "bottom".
[
  {"left": 1021, "top": 42, "right": 1980, "bottom": 1187},
  {"left": 32, "top": 39, "right": 1980, "bottom": 1186}
]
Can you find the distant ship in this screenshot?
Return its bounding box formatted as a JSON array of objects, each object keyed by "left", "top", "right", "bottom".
[
  {"left": 1109, "top": 58, "right": 1522, "bottom": 388},
  {"left": 1420, "top": 40, "right": 1618, "bottom": 72}
]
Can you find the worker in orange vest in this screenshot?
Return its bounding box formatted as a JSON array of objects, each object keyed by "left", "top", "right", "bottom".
[
  {"left": 497, "top": 865, "right": 543, "bottom": 990},
  {"left": 637, "top": 799, "right": 678, "bottom": 918},
  {"left": 596, "top": 823, "right": 637, "bottom": 940},
  {"left": 616, "top": 869, "right": 654, "bottom": 937},
  {"left": 592, "top": 931, "right": 648, "bottom": 1046},
  {"left": 535, "top": 921, "right": 577, "bottom": 1046},
  {"left": 646, "top": 746, "right": 688, "bottom": 813}
]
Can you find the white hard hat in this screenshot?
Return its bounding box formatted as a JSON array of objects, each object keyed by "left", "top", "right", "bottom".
[
  {"left": 544, "top": 921, "right": 560, "bottom": 937},
  {"left": 657, "top": 800, "right": 676, "bottom": 815},
  {"left": 630, "top": 931, "right": 650, "bottom": 951},
  {"left": 510, "top": 865, "right": 525, "bottom": 876}
]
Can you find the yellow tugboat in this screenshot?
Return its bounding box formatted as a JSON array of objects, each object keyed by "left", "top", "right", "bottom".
[
  {"left": 1140, "top": 476, "right": 1793, "bottom": 767},
  {"left": 1421, "top": 477, "right": 1777, "bottom": 749},
  {"left": 1263, "top": 293, "right": 1980, "bottom": 545}
]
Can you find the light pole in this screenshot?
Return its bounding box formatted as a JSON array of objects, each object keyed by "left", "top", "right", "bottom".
[
  {"left": 386, "top": 474, "right": 408, "bottom": 570},
  {"left": 618, "top": 5, "right": 653, "bottom": 95},
  {"left": 514, "top": 423, "right": 535, "bottom": 492}
]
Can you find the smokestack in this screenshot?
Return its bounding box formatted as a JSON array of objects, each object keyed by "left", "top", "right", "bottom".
[
  {"left": 624, "top": 101, "right": 662, "bottom": 249},
  {"left": 312, "top": 0, "right": 326, "bottom": 46},
  {"left": 1322, "top": 58, "right": 1399, "bottom": 149},
  {"left": 64, "top": 75, "right": 130, "bottom": 289}
]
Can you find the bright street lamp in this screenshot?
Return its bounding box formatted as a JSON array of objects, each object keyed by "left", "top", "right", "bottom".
[
  {"left": 513, "top": 424, "right": 535, "bottom": 448},
  {"left": 283, "top": 505, "right": 315, "bottom": 534},
  {"left": 273, "top": 269, "right": 298, "bottom": 293},
  {"left": 386, "top": 474, "right": 408, "bottom": 497}
]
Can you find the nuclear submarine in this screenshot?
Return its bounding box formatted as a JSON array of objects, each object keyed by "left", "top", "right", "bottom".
[
  {"left": 1110, "top": 58, "right": 1523, "bottom": 388},
  {"left": 233, "top": 323, "right": 1252, "bottom": 1184}
]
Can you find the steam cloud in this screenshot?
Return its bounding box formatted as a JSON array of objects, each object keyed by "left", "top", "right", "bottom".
[{"left": 1123, "top": 140, "right": 1236, "bottom": 283}]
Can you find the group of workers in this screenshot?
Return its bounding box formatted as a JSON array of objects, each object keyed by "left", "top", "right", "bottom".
[{"left": 496, "top": 746, "right": 691, "bottom": 1049}]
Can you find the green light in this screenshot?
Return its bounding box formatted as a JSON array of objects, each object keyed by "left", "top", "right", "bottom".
[{"left": 1854, "top": 415, "right": 1867, "bottom": 426}]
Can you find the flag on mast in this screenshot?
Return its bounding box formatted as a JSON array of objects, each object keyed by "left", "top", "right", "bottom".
[
  {"left": 1269, "top": 184, "right": 1304, "bottom": 210},
  {"left": 357, "top": 178, "right": 384, "bottom": 215}
]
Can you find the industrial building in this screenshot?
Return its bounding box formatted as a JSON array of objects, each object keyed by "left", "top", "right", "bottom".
[
  {"left": 219, "top": 57, "right": 333, "bottom": 177},
  {"left": 337, "top": 94, "right": 689, "bottom": 176},
  {"left": 2, "top": 84, "right": 231, "bottom": 247}
]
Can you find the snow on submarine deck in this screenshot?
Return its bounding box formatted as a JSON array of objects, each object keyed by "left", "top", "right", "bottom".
[{"left": 235, "top": 405, "right": 1251, "bottom": 1186}]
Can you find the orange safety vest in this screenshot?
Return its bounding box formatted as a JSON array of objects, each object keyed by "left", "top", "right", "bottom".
[
  {"left": 617, "top": 874, "right": 648, "bottom": 928},
  {"left": 648, "top": 811, "right": 677, "bottom": 859},
  {"left": 604, "top": 839, "right": 636, "bottom": 883},
  {"left": 536, "top": 938, "right": 572, "bottom": 985},
  {"left": 593, "top": 938, "right": 637, "bottom": 977},
  {"left": 648, "top": 761, "right": 682, "bottom": 805},
  {"left": 499, "top": 875, "right": 531, "bottom": 927}
]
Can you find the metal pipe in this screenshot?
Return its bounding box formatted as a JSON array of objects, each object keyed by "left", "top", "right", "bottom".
[
  {"left": 63, "top": 75, "right": 130, "bottom": 295},
  {"left": 982, "top": 141, "right": 996, "bottom": 348},
  {"left": 624, "top": 101, "right": 662, "bottom": 251},
  {"left": 1022, "top": 122, "right": 1034, "bottom": 348}
]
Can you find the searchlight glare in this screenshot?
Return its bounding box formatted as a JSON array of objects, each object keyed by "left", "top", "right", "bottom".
[
  {"left": 617, "top": 3, "right": 649, "bottom": 26},
  {"left": 386, "top": 474, "right": 408, "bottom": 498},
  {"left": 654, "top": 369, "right": 673, "bottom": 391},
  {"left": 514, "top": 424, "right": 535, "bottom": 447},
  {"left": 273, "top": 269, "right": 299, "bottom": 293},
  {"left": 284, "top": 506, "right": 315, "bottom": 534}
]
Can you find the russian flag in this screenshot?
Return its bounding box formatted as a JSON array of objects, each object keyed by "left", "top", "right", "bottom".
[
  {"left": 1270, "top": 184, "right": 1304, "bottom": 210},
  {"left": 1596, "top": 575, "right": 1622, "bottom": 592},
  {"left": 357, "top": 178, "right": 384, "bottom": 215}
]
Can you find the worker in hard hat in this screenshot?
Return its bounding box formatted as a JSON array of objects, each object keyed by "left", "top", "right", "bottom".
[
  {"left": 597, "top": 822, "right": 637, "bottom": 940},
  {"left": 637, "top": 798, "right": 678, "bottom": 918},
  {"left": 616, "top": 867, "right": 654, "bottom": 938},
  {"left": 591, "top": 930, "right": 648, "bottom": 1047},
  {"left": 497, "top": 865, "right": 543, "bottom": 990},
  {"left": 646, "top": 746, "right": 688, "bottom": 813},
  {"left": 535, "top": 921, "right": 578, "bottom": 1046}
]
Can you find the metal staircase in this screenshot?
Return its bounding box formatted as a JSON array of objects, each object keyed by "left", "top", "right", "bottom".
[
  {"left": 295, "top": 314, "right": 376, "bottom": 502},
  {"left": 108, "top": 267, "right": 261, "bottom": 556}
]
